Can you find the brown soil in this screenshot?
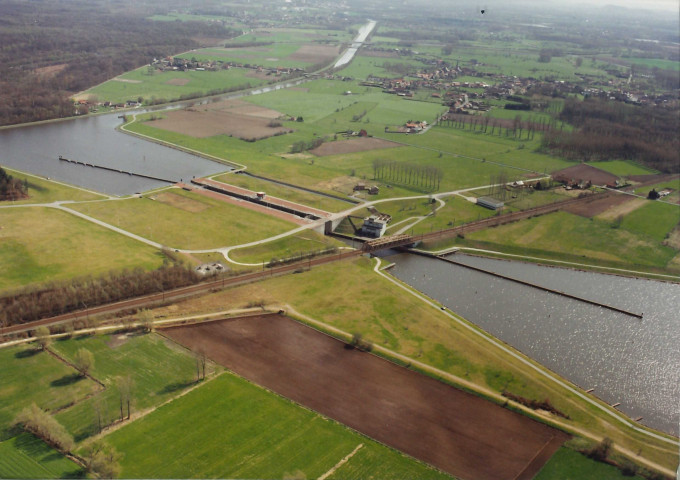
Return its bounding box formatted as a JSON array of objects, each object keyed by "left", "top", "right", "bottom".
[
  {"left": 288, "top": 44, "right": 340, "bottom": 64},
  {"left": 163, "top": 315, "right": 569, "bottom": 480},
  {"left": 310, "top": 137, "right": 402, "bottom": 156},
  {"left": 563, "top": 193, "right": 635, "bottom": 218},
  {"left": 202, "top": 98, "right": 283, "bottom": 119},
  {"left": 150, "top": 100, "right": 290, "bottom": 140},
  {"left": 552, "top": 164, "right": 619, "bottom": 186},
  {"left": 595, "top": 197, "right": 647, "bottom": 221}
]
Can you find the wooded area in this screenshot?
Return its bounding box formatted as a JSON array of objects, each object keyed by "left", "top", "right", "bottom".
[
  {"left": 0, "top": 0, "right": 238, "bottom": 126},
  {"left": 0, "top": 167, "right": 28, "bottom": 201},
  {"left": 0, "top": 263, "right": 200, "bottom": 327},
  {"left": 541, "top": 98, "right": 680, "bottom": 173}
]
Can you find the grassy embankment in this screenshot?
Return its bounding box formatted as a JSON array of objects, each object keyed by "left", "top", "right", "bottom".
[
  {"left": 146, "top": 257, "right": 679, "bottom": 473},
  {"left": 67, "top": 188, "right": 297, "bottom": 251},
  {"left": 0, "top": 207, "right": 164, "bottom": 293},
  {"left": 0, "top": 167, "right": 105, "bottom": 204},
  {"left": 228, "top": 229, "right": 345, "bottom": 265}
]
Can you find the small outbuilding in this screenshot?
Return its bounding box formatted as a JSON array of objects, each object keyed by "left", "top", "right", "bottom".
[{"left": 477, "top": 196, "right": 504, "bottom": 210}]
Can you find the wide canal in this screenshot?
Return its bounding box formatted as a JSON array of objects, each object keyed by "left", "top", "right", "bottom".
[{"left": 389, "top": 252, "right": 679, "bottom": 436}]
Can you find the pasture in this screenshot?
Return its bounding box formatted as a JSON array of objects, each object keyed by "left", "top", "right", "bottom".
[
  {"left": 106, "top": 372, "right": 451, "bottom": 479},
  {"left": 0, "top": 344, "right": 99, "bottom": 441},
  {"left": 82, "top": 66, "right": 268, "bottom": 105},
  {"left": 450, "top": 210, "right": 679, "bottom": 274},
  {"left": 0, "top": 207, "right": 163, "bottom": 292},
  {"left": 51, "top": 332, "right": 199, "bottom": 442},
  {"left": 0, "top": 433, "right": 84, "bottom": 479}
]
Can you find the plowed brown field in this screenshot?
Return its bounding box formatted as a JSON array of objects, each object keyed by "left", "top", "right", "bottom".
[{"left": 164, "top": 315, "right": 569, "bottom": 480}]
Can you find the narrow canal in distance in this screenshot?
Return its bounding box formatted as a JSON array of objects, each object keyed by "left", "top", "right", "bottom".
[{"left": 388, "top": 252, "right": 680, "bottom": 436}]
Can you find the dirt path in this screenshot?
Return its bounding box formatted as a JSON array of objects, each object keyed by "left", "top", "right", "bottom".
[{"left": 317, "top": 444, "right": 363, "bottom": 480}]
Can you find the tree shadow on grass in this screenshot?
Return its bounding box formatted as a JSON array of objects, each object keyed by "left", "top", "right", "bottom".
[
  {"left": 15, "top": 348, "right": 41, "bottom": 358},
  {"left": 51, "top": 373, "right": 84, "bottom": 387},
  {"left": 157, "top": 380, "right": 195, "bottom": 395}
]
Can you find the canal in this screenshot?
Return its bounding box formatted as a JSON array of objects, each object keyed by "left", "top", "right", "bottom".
[
  {"left": 389, "top": 252, "right": 680, "bottom": 436},
  {"left": 0, "top": 112, "right": 230, "bottom": 196}
]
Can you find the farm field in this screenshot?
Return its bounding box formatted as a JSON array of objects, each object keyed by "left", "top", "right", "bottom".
[
  {"left": 586, "top": 161, "right": 658, "bottom": 177},
  {"left": 106, "top": 371, "right": 451, "bottom": 479},
  {"left": 0, "top": 344, "right": 99, "bottom": 441},
  {"left": 0, "top": 207, "right": 164, "bottom": 293},
  {"left": 179, "top": 43, "right": 341, "bottom": 69},
  {"left": 51, "top": 332, "right": 199, "bottom": 442},
  {"left": 0, "top": 433, "right": 84, "bottom": 479},
  {"left": 163, "top": 315, "right": 568, "bottom": 480},
  {"left": 81, "top": 66, "right": 268, "bottom": 105},
  {"left": 67, "top": 188, "right": 297, "bottom": 250}
]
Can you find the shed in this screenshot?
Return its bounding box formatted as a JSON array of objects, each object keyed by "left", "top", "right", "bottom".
[{"left": 477, "top": 196, "right": 504, "bottom": 210}]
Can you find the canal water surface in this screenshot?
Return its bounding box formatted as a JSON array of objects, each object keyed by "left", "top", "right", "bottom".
[{"left": 389, "top": 253, "right": 680, "bottom": 436}]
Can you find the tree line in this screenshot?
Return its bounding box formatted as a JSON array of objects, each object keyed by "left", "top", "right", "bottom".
[
  {"left": 438, "top": 113, "right": 554, "bottom": 141},
  {"left": 542, "top": 97, "right": 679, "bottom": 173},
  {"left": 372, "top": 158, "right": 443, "bottom": 191},
  {"left": 0, "top": 263, "right": 200, "bottom": 327},
  {"left": 0, "top": 0, "right": 240, "bottom": 126}
]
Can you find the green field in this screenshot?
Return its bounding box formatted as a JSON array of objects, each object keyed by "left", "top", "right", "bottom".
[
  {"left": 0, "top": 344, "right": 99, "bottom": 441},
  {"left": 535, "top": 447, "right": 644, "bottom": 480},
  {"left": 446, "top": 210, "right": 679, "bottom": 274},
  {"left": 68, "top": 189, "right": 297, "bottom": 250},
  {"left": 0, "top": 207, "right": 164, "bottom": 292},
  {"left": 0, "top": 433, "right": 84, "bottom": 479},
  {"left": 51, "top": 332, "right": 199, "bottom": 442},
  {"left": 106, "top": 372, "right": 451, "bottom": 479},
  {"left": 586, "top": 160, "right": 658, "bottom": 177},
  {"left": 83, "top": 66, "right": 268, "bottom": 105}
]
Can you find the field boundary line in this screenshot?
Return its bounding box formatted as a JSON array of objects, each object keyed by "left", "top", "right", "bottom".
[{"left": 317, "top": 443, "right": 363, "bottom": 480}]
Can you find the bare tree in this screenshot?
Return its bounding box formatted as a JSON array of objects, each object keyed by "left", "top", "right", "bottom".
[
  {"left": 34, "top": 326, "right": 51, "bottom": 351},
  {"left": 74, "top": 348, "right": 94, "bottom": 377}
]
